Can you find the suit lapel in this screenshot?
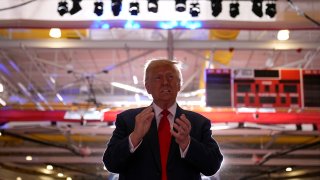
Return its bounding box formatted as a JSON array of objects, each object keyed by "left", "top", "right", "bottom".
[{"left": 145, "top": 116, "right": 161, "bottom": 171}]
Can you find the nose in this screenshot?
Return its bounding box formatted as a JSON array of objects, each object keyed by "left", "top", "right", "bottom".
[{"left": 162, "top": 76, "right": 169, "bottom": 85}]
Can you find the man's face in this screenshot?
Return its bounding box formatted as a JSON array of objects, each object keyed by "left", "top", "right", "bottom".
[{"left": 145, "top": 64, "right": 181, "bottom": 106}]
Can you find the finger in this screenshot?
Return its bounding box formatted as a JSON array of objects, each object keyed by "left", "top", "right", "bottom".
[
  {"left": 140, "top": 106, "right": 153, "bottom": 116},
  {"left": 175, "top": 118, "right": 190, "bottom": 133},
  {"left": 137, "top": 106, "right": 154, "bottom": 120},
  {"left": 171, "top": 124, "right": 188, "bottom": 142},
  {"left": 173, "top": 123, "right": 181, "bottom": 133},
  {"left": 180, "top": 114, "right": 191, "bottom": 128},
  {"left": 174, "top": 119, "right": 186, "bottom": 132},
  {"left": 146, "top": 112, "right": 155, "bottom": 121},
  {"left": 172, "top": 122, "right": 187, "bottom": 136},
  {"left": 170, "top": 127, "right": 180, "bottom": 138},
  {"left": 179, "top": 115, "right": 191, "bottom": 132}
]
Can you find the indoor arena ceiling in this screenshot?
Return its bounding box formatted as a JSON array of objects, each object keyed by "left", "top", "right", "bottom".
[{"left": 0, "top": 0, "right": 320, "bottom": 179}]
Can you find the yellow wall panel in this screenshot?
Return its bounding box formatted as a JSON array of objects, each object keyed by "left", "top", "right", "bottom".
[{"left": 0, "top": 29, "right": 88, "bottom": 39}]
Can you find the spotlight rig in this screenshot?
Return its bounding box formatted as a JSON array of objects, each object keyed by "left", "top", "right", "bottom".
[
  {"left": 111, "top": 0, "right": 122, "bottom": 16},
  {"left": 189, "top": 2, "right": 200, "bottom": 17},
  {"left": 69, "top": 0, "right": 82, "bottom": 15},
  {"left": 94, "top": 1, "right": 104, "bottom": 16},
  {"left": 57, "top": 0, "right": 68, "bottom": 16},
  {"left": 266, "top": 0, "right": 276, "bottom": 18},
  {"left": 148, "top": 0, "right": 158, "bottom": 13},
  {"left": 175, "top": 0, "right": 186, "bottom": 12},
  {"left": 229, "top": 1, "right": 239, "bottom": 18},
  {"left": 211, "top": 0, "right": 222, "bottom": 17},
  {"left": 129, "top": 2, "right": 140, "bottom": 15},
  {"left": 252, "top": 0, "right": 263, "bottom": 17}
]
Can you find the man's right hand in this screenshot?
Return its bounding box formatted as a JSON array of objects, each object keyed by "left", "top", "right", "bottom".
[{"left": 130, "top": 106, "right": 154, "bottom": 147}]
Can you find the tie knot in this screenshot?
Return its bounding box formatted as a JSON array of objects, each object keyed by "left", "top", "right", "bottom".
[{"left": 161, "top": 109, "right": 169, "bottom": 117}]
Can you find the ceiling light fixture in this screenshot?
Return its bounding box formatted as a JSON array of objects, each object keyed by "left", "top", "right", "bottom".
[
  {"left": 189, "top": 2, "right": 200, "bottom": 17},
  {"left": 0, "top": 97, "right": 6, "bottom": 106},
  {"left": 46, "top": 165, "right": 53, "bottom": 170},
  {"left": 175, "top": 0, "right": 186, "bottom": 12},
  {"left": 229, "top": 0, "right": 239, "bottom": 18},
  {"left": 277, "top": 30, "right": 290, "bottom": 41},
  {"left": 129, "top": 2, "right": 140, "bottom": 15},
  {"left": 211, "top": 0, "right": 222, "bottom": 17},
  {"left": 0, "top": 83, "right": 3, "bottom": 92},
  {"left": 148, "top": 0, "right": 158, "bottom": 13},
  {"left": 57, "top": 0, "right": 68, "bottom": 16},
  {"left": 111, "top": 0, "right": 122, "bottom": 16},
  {"left": 69, "top": 0, "right": 82, "bottom": 15},
  {"left": 94, "top": 1, "right": 104, "bottom": 16},
  {"left": 265, "top": 0, "right": 276, "bottom": 18},
  {"left": 252, "top": 0, "right": 263, "bottom": 17},
  {"left": 49, "top": 28, "right": 62, "bottom": 38},
  {"left": 26, "top": 155, "right": 32, "bottom": 161}
]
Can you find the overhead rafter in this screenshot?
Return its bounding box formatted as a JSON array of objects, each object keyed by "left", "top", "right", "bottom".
[{"left": 0, "top": 39, "right": 319, "bottom": 50}]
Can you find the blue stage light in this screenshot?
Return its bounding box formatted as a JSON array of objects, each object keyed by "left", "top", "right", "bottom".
[
  {"left": 125, "top": 20, "right": 141, "bottom": 29},
  {"left": 158, "top": 21, "right": 178, "bottom": 29}
]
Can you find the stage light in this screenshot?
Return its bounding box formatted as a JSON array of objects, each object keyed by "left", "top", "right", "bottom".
[
  {"left": 94, "top": 1, "right": 104, "bottom": 16},
  {"left": 69, "top": 0, "right": 82, "bottom": 15},
  {"left": 129, "top": 2, "right": 140, "bottom": 15},
  {"left": 111, "top": 0, "right": 122, "bottom": 16},
  {"left": 148, "top": 0, "right": 158, "bottom": 13},
  {"left": 266, "top": 1, "right": 276, "bottom": 18},
  {"left": 189, "top": 2, "right": 200, "bottom": 17},
  {"left": 252, "top": 0, "right": 263, "bottom": 17},
  {"left": 57, "top": 0, "right": 68, "bottom": 16},
  {"left": 211, "top": 0, "right": 222, "bottom": 17},
  {"left": 229, "top": 1, "right": 239, "bottom": 18},
  {"left": 175, "top": 0, "right": 186, "bottom": 12}
]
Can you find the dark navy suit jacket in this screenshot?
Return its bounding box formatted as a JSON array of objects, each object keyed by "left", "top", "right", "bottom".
[{"left": 103, "top": 105, "right": 223, "bottom": 180}]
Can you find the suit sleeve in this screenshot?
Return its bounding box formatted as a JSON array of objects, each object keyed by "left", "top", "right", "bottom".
[
  {"left": 184, "top": 116, "right": 223, "bottom": 176},
  {"left": 103, "top": 113, "right": 132, "bottom": 173}
]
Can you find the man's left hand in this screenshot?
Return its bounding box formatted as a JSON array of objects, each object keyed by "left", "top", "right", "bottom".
[{"left": 171, "top": 114, "right": 191, "bottom": 151}]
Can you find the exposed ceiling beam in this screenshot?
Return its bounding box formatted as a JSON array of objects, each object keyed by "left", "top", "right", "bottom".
[
  {"left": 4, "top": 126, "right": 318, "bottom": 136},
  {"left": 167, "top": 30, "right": 174, "bottom": 59},
  {"left": 0, "top": 156, "right": 319, "bottom": 166},
  {"left": 1, "top": 147, "right": 319, "bottom": 156},
  {"left": 1, "top": 39, "right": 319, "bottom": 50}
]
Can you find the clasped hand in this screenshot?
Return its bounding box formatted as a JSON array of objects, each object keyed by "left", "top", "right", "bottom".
[
  {"left": 172, "top": 114, "right": 191, "bottom": 151},
  {"left": 131, "top": 106, "right": 191, "bottom": 150}
]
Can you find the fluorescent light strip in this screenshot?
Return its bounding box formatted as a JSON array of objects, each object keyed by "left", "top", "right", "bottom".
[
  {"left": 179, "top": 89, "right": 205, "bottom": 97},
  {"left": 133, "top": 75, "right": 138, "bottom": 84},
  {"left": 111, "top": 82, "right": 148, "bottom": 96},
  {"left": 0, "top": 97, "right": 6, "bottom": 106}
]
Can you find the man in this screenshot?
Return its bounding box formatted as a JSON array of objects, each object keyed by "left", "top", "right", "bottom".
[{"left": 103, "top": 59, "right": 223, "bottom": 180}]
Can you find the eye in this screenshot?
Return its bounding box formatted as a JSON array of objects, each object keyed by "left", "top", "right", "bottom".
[
  {"left": 167, "top": 74, "right": 174, "bottom": 80},
  {"left": 154, "top": 76, "right": 161, "bottom": 80}
]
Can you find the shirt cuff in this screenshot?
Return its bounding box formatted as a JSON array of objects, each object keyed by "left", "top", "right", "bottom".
[
  {"left": 129, "top": 133, "right": 142, "bottom": 153},
  {"left": 179, "top": 140, "right": 190, "bottom": 158}
]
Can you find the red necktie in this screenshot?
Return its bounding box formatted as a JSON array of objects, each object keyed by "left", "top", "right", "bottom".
[{"left": 158, "top": 109, "right": 171, "bottom": 180}]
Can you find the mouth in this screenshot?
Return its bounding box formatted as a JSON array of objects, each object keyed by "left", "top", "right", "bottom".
[{"left": 161, "top": 89, "right": 171, "bottom": 93}]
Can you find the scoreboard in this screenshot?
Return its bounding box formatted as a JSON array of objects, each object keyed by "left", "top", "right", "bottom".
[
  {"left": 303, "top": 70, "right": 320, "bottom": 107},
  {"left": 206, "top": 69, "right": 320, "bottom": 108}
]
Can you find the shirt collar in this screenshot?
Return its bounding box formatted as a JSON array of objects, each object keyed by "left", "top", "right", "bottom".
[{"left": 152, "top": 102, "right": 177, "bottom": 118}]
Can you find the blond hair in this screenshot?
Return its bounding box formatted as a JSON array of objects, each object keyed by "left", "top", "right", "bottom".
[{"left": 144, "top": 59, "right": 183, "bottom": 86}]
